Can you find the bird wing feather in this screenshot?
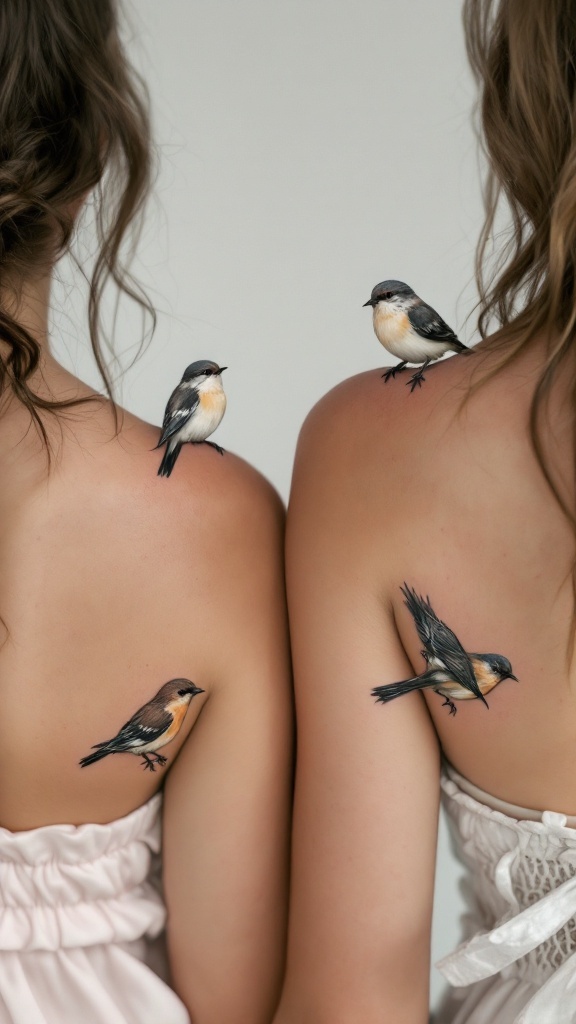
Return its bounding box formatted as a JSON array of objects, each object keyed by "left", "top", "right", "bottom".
[
  {"left": 102, "top": 704, "right": 174, "bottom": 752},
  {"left": 407, "top": 302, "right": 465, "bottom": 348},
  {"left": 157, "top": 387, "right": 200, "bottom": 447},
  {"left": 400, "top": 584, "right": 483, "bottom": 699}
]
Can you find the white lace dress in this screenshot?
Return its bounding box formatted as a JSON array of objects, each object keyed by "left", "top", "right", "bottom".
[{"left": 434, "top": 763, "right": 576, "bottom": 1024}]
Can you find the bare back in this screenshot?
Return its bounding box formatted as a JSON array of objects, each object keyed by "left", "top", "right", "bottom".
[
  {"left": 0, "top": 356, "right": 289, "bottom": 823},
  {"left": 294, "top": 342, "right": 576, "bottom": 809},
  {"left": 0, "top": 355, "right": 291, "bottom": 1022},
  {"left": 276, "top": 338, "right": 576, "bottom": 1023},
  {"left": 386, "top": 348, "right": 576, "bottom": 812},
  {"left": 0, "top": 386, "right": 198, "bottom": 827}
]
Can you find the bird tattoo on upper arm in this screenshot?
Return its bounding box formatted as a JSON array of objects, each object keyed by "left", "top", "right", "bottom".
[
  {"left": 156, "top": 359, "right": 227, "bottom": 478},
  {"left": 363, "top": 280, "right": 469, "bottom": 391},
  {"left": 79, "top": 679, "right": 204, "bottom": 771},
  {"left": 372, "top": 584, "right": 517, "bottom": 715}
]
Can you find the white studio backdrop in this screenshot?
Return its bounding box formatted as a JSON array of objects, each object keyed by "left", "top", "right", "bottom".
[{"left": 50, "top": 0, "right": 486, "bottom": 1007}]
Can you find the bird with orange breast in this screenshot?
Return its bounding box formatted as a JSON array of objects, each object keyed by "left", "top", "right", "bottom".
[
  {"left": 156, "top": 359, "right": 227, "bottom": 478},
  {"left": 372, "top": 585, "right": 517, "bottom": 715},
  {"left": 79, "top": 679, "right": 204, "bottom": 771},
  {"left": 363, "top": 280, "right": 469, "bottom": 391}
]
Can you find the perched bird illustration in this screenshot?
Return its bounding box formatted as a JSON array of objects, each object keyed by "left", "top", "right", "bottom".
[
  {"left": 79, "top": 679, "right": 204, "bottom": 771},
  {"left": 372, "top": 585, "right": 517, "bottom": 715},
  {"left": 363, "top": 280, "right": 469, "bottom": 391},
  {"left": 156, "top": 359, "right": 227, "bottom": 478}
]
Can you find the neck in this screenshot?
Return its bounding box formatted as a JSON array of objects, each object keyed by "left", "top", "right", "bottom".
[
  {"left": 0, "top": 269, "right": 96, "bottom": 417},
  {"left": 0, "top": 271, "right": 53, "bottom": 353}
]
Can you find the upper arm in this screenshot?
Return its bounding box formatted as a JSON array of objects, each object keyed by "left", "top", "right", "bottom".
[
  {"left": 278, "top": 378, "right": 440, "bottom": 1024},
  {"left": 162, "top": 462, "right": 292, "bottom": 1024}
]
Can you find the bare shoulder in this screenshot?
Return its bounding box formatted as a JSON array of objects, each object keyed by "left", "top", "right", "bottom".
[
  {"left": 298, "top": 369, "right": 394, "bottom": 452},
  {"left": 294, "top": 348, "right": 532, "bottom": 496},
  {"left": 56, "top": 404, "right": 284, "bottom": 555},
  {"left": 292, "top": 365, "right": 441, "bottom": 502},
  {"left": 296, "top": 363, "right": 445, "bottom": 466},
  {"left": 288, "top": 347, "right": 542, "bottom": 601},
  {"left": 165, "top": 436, "right": 285, "bottom": 545}
]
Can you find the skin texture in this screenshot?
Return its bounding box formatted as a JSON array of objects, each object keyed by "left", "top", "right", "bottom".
[
  {"left": 0, "top": 275, "right": 292, "bottom": 1024},
  {"left": 275, "top": 339, "right": 576, "bottom": 1023}
]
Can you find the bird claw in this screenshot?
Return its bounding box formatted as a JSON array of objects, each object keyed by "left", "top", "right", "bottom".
[
  {"left": 382, "top": 363, "right": 406, "bottom": 383},
  {"left": 141, "top": 753, "right": 167, "bottom": 771},
  {"left": 204, "top": 440, "right": 225, "bottom": 455},
  {"left": 440, "top": 696, "right": 457, "bottom": 716},
  {"left": 407, "top": 371, "right": 425, "bottom": 391}
]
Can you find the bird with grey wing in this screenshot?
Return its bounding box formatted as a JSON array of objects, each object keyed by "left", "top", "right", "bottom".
[
  {"left": 372, "top": 584, "right": 517, "bottom": 715},
  {"left": 363, "top": 280, "right": 469, "bottom": 391},
  {"left": 79, "top": 679, "right": 204, "bottom": 771},
  {"left": 156, "top": 359, "right": 227, "bottom": 478}
]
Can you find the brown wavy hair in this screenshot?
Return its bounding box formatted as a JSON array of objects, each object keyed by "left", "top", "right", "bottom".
[
  {"left": 464, "top": 0, "right": 576, "bottom": 538},
  {"left": 0, "top": 0, "right": 153, "bottom": 447}
]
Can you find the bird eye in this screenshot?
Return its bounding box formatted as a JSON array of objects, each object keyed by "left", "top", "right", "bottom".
[
  {"left": 203, "top": 369, "right": 212, "bottom": 375},
  {"left": 178, "top": 688, "right": 188, "bottom": 696}
]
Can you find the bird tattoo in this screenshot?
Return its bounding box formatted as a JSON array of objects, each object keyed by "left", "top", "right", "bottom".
[
  {"left": 156, "top": 359, "right": 227, "bottom": 478},
  {"left": 79, "top": 679, "right": 204, "bottom": 771},
  {"left": 372, "top": 585, "right": 517, "bottom": 715},
  {"left": 363, "top": 280, "right": 469, "bottom": 391}
]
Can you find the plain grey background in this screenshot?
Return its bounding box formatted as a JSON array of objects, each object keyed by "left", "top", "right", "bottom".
[{"left": 51, "top": 0, "right": 487, "bottom": 1009}]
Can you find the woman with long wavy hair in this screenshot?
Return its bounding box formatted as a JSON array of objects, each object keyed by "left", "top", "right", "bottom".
[
  {"left": 0, "top": 2, "right": 291, "bottom": 1022},
  {"left": 276, "top": 2, "right": 576, "bottom": 1022}
]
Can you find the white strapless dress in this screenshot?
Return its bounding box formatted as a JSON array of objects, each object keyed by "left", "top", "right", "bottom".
[
  {"left": 434, "top": 763, "right": 576, "bottom": 1024},
  {"left": 0, "top": 792, "right": 190, "bottom": 1023}
]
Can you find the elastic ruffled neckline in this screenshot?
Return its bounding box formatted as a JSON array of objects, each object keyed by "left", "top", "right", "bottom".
[
  {"left": 442, "top": 763, "right": 576, "bottom": 842},
  {"left": 0, "top": 792, "right": 162, "bottom": 866}
]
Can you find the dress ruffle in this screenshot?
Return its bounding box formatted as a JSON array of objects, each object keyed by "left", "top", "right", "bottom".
[
  {"left": 0, "top": 794, "right": 190, "bottom": 1023},
  {"left": 434, "top": 765, "right": 576, "bottom": 1024}
]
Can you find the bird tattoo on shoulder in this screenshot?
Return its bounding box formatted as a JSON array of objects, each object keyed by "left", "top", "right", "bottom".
[
  {"left": 372, "top": 584, "right": 517, "bottom": 715},
  {"left": 363, "top": 280, "right": 470, "bottom": 391},
  {"left": 79, "top": 679, "right": 204, "bottom": 771},
  {"left": 156, "top": 359, "right": 227, "bottom": 478}
]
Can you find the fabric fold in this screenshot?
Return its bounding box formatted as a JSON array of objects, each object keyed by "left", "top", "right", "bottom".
[
  {"left": 438, "top": 871, "right": 576, "bottom": 985},
  {"left": 0, "top": 793, "right": 191, "bottom": 1023},
  {"left": 433, "top": 764, "right": 576, "bottom": 1024}
]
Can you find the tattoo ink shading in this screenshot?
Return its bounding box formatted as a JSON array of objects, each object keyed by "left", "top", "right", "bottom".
[
  {"left": 372, "top": 584, "right": 517, "bottom": 715},
  {"left": 79, "top": 679, "right": 204, "bottom": 771}
]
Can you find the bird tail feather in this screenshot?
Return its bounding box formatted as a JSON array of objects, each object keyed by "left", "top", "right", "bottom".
[
  {"left": 79, "top": 747, "right": 111, "bottom": 768},
  {"left": 157, "top": 443, "right": 181, "bottom": 478},
  {"left": 372, "top": 675, "right": 430, "bottom": 704}
]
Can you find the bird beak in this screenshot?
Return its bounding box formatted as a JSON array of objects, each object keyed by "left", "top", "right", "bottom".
[
  {"left": 219, "top": 366, "right": 228, "bottom": 373},
  {"left": 507, "top": 674, "right": 519, "bottom": 682},
  {"left": 363, "top": 300, "right": 373, "bottom": 307}
]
